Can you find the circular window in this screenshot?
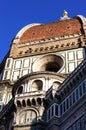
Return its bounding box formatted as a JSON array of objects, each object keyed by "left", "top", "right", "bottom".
[
  {"left": 41, "top": 61, "right": 60, "bottom": 72},
  {"left": 33, "top": 54, "right": 63, "bottom": 72}
]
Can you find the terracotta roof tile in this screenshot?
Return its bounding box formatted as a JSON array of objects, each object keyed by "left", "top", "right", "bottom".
[{"left": 19, "top": 18, "right": 82, "bottom": 44}]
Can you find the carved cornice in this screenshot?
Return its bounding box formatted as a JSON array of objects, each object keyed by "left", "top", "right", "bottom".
[{"left": 10, "top": 33, "right": 85, "bottom": 59}]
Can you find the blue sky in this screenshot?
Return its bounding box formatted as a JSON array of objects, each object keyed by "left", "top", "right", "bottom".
[{"left": 0, "top": 0, "right": 86, "bottom": 62}]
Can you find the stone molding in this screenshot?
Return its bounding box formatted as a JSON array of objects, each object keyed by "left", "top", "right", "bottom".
[{"left": 10, "top": 34, "right": 84, "bottom": 59}]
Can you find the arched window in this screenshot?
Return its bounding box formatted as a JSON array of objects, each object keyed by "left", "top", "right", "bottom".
[
  {"left": 17, "top": 100, "right": 21, "bottom": 107},
  {"left": 19, "top": 110, "right": 37, "bottom": 124},
  {"left": 26, "top": 110, "right": 36, "bottom": 123},
  {"left": 32, "top": 98, "right": 36, "bottom": 105},
  {"left": 22, "top": 100, "right": 26, "bottom": 107},
  {"left": 37, "top": 98, "right": 42, "bottom": 105},
  {"left": 17, "top": 86, "right": 23, "bottom": 94},
  {"left": 32, "top": 80, "right": 43, "bottom": 91},
  {"left": 27, "top": 99, "right": 31, "bottom": 106}
]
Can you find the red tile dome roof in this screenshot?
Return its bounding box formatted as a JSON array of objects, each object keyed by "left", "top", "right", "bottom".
[{"left": 17, "top": 17, "right": 83, "bottom": 44}]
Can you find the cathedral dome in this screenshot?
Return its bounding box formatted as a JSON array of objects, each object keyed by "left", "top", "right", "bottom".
[{"left": 14, "top": 15, "right": 86, "bottom": 44}]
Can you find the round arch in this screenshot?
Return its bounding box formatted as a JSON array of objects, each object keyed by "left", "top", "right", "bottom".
[
  {"left": 31, "top": 79, "right": 43, "bottom": 91},
  {"left": 19, "top": 108, "right": 39, "bottom": 125},
  {"left": 32, "top": 54, "right": 64, "bottom": 73}
]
